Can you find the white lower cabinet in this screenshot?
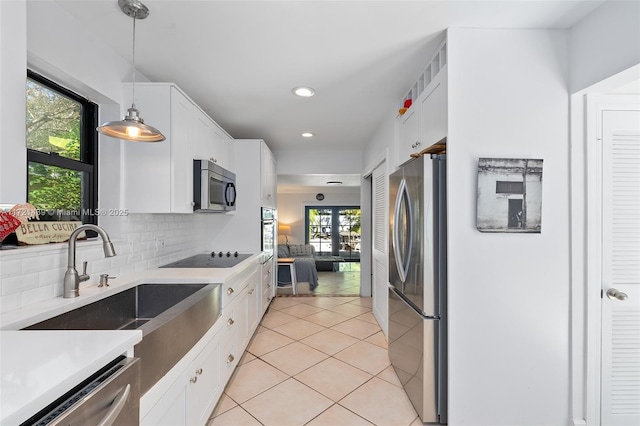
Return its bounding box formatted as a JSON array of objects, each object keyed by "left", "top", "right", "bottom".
[
  {"left": 141, "top": 262, "right": 266, "bottom": 426},
  {"left": 185, "top": 336, "right": 222, "bottom": 425}
]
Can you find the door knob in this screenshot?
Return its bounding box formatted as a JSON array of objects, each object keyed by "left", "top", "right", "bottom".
[{"left": 607, "top": 288, "right": 628, "bottom": 301}]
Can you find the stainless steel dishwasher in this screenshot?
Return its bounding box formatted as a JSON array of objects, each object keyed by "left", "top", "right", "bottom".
[{"left": 22, "top": 356, "right": 140, "bottom": 426}]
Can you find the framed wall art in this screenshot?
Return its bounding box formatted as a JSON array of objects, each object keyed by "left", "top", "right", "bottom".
[{"left": 476, "top": 158, "right": 543, "bottom": 233}]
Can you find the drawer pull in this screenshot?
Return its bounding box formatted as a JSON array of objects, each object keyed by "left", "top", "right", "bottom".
[
  {"left": 227, "top": 288, "right": 234, "bottom": 295},
  {"left": 227, "top": 318, "right": 235, "bottom": 326},
  {"left": 196, "top": 368, "right": 203, "bottom": 375},
  {"left": 227, "top": 354, "right": 235, "bottom": 364},
  {"left": 190, "top": 377, "right": 197, "bottom": 384}
]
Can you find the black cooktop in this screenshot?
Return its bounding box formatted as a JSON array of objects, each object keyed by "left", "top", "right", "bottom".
[{"left": 160, "top": 252, "right": 253, "bottom": 268}]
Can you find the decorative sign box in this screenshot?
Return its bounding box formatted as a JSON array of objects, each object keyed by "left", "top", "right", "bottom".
[{"left": 15, "top": 221, "right": 85, "bottom": 245}]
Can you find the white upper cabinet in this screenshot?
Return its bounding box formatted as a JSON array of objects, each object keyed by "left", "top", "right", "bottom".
[
  {"left": 193, "top": 108, "right": 234, "bottom": 171},
  {"left": 398, "top": 104, "right": 421, "bottom": 163},
  {"left": 122, "top": 84, "right": 193, "bottom": 213},
  {"left": 122, "top": 83, "right": 234, "bottom": 213},
  {"left": 420, "top": 69, "right": 447, "bottom": 149},
  {"left": 396, "top": 38, "right": 448, "bottom": 168},
  {"left": 260, "top": 142, "right": 276, "bottom": 207}
]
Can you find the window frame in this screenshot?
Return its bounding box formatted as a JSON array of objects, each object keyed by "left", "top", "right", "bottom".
[
  {"left": 26, "top": 70, "right": 98, "bottom": 225},
  {"left": 304, "top": 205, "right": 361, "bottom": 260}
]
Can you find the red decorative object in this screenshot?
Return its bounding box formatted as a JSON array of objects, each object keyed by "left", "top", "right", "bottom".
[
  {"left": 404, "top": 99, "right": 412, "bottom": 108},
  {"left": 0, "top": 212, "right": 22, "bottom": 242}
]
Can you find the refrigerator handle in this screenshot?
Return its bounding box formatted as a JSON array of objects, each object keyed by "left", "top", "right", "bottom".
[{"left": 392, "top": 178, "right": 413, "bottom": 283}]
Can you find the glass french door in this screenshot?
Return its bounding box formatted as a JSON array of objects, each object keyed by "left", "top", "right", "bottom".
[{"left": 305, "top": 206, "right": 361, "bottom": 261}]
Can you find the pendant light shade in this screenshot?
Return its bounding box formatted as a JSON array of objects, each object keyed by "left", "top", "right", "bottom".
[{"left": 97, "top": 0, "right": 165, "bottom": 142}]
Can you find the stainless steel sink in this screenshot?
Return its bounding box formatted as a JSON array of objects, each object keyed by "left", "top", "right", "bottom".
[{"left": 25, "top": 283, "right": 222, "bottom": 395}]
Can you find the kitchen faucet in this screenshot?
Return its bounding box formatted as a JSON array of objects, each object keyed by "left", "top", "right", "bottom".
[{"left": 63, "top": 224, "right": 116, "bottom": 298}]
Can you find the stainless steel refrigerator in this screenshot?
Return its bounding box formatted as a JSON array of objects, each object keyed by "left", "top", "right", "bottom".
[{"left": 389, "top": 154, "right": 447, "bottom": 424}]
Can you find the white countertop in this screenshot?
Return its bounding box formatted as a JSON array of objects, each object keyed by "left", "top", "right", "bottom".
[
  {"left": 0, "top": 252, "right": 261, "bottom": 424},
  {"left": 0, "top": 330, "right": 142, "bottom": 425}
]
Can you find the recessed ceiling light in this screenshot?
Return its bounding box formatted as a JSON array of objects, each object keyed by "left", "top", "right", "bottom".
[
  {"left": 326, "top": 181, "right": 343, "bottom": 185},
  {"left": 292, "top": 86, "right": 315, "bottom": 97},
  {"left": 301, "top": 132, "right": 315, "bottom": 138}
]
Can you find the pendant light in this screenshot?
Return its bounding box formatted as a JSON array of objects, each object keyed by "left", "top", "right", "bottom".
[{"left": 97, "top": 0, "right": 165, "bottom": 142}]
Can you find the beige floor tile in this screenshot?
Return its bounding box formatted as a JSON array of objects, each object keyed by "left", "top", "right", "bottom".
[
  {"left": 242, "top": 378, "right": 333, "bottom": 426},
  {"left": 304, "top": 309, "right": 352, "bottom": 327},
  {"left": 208, "top": 406, "right": 261, "bottom": 426},
  {"left": 294, "top": 357, "right": 372, "bottom": 401},
  {"left": 270, "top": 297, "right": 305, "bottom": 310},
  {"left": 210, "top": 393, "right": 237, "bottom": 418},
  {"left": 364, "top": 331, "right": 388, "bottom": 348},
  {"left": 355, "top": 311, "right": 378, "bottom": 325},
  {"left": 306, "top": 404, "right": 374, "bottom": 426},
  {"left": 330, "top": 318, "right": 381, "bottom": 340},
  {"left": 224, "top": 358, "right": 288, "bottom": 403},
  {"left": 246, "top": 329, "right": 294, "bottom": 357},
  {"left": 409, "top": 415, "right": 423, "bottom": 425},
  {"left": 271, "top": 318, "right": 326, "bottom": 340},
  {"left": 260, "top": 342, "right": 328, "bottom": 376},
  {"left": 279, "top": 303, "right": 324, "bottom": 318},
  {"left": 260, "top": 310, "right": 299, "bottom": 329},
  {"left": 300, "top": 329, "right": 359, "bottom": 356},
  {"left": 299, "top": 297, "right": 349, "bottom": 308},
  {"left": 334, "top": 341, "right": 390, "bottom": 375},
  {"left": 327, "top": 303, "right": 371, "bottom": 317},
  {"left": 339, "top": 377, "right": 417, "bottom": 426},
  {"left": 376, "top": 365, "right": 402, "bottom": 388},
  {"left": 349, "top": 298, "right": 373, "bottom": 308},
  {"left": 255, "top": 325, "right": 268, "bottom": 334},
  {"left": 239, "top": 351, "right": 257, "bottom": 365}
]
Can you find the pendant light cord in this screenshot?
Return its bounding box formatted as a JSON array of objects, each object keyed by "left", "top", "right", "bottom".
[{"left": 131, "top": 14, "right": 136, "bottom": 108}]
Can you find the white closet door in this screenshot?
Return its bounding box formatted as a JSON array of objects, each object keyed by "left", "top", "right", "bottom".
[
  {"left": 601, "top": 110, "right": 640, "bottom": 426},
  {"left": 372, "top": 162, "right": 389, "bottom": 336}
]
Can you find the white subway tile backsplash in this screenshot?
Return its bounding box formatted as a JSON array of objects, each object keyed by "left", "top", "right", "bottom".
[
  {"left": 0, "top": 213, "right": 212, "bottom": 312},
  {"left": 21, "top": 255, "right": 55, "bottom": 274},
  {"left": 1, "top": 272, "right": 40, "bottom": 296},
  {"left": 1, "top": 293, "right": 20, "bottom": 314},
  {"left": 1, "top": 259, "right": 22, "bottom": 278},
  {"left": 20, "top": 285, "right": 54, "bottom": 308},
  {"left": 38, "top": 268, "right": 65, "bottom": 287}
]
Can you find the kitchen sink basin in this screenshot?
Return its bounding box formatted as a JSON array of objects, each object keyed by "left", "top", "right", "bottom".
[{"left": 25, "top": 283, "right": 222, "bottom": 394}]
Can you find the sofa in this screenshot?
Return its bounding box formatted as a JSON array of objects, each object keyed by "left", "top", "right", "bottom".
[{"left": 277, "top": 244, "right": 319, "bottom": 291}]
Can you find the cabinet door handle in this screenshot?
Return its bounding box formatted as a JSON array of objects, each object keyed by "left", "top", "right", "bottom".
[
  {"left": 190, "top": 377, "right": 198, "bottom": 384},
  {"left": 227, "top": 354, "right": 235, "bottom": 364},
  {"left": 411, "top": 141, "right": 421, "bottom": 149},
  {"left": 227, "top": 288, "right": 234, "bottom": 295},
  {"left": 248, "top": 289, "right": 254, "bottom": 295},
  {"left": 196, "top": 368, "right": 203, "bottom": 375},
  {"left": 227, "top": 318, "right": 235, "bottom": 326}
]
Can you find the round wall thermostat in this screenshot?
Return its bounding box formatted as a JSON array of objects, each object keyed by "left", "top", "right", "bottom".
[{"left": 316, "top": 193, "right": 325, "bottom": 201}]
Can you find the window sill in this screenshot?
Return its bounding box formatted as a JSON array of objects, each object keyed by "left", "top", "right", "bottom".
[{"left": 0, "top": 237, "right": 124, "bottom": 259}]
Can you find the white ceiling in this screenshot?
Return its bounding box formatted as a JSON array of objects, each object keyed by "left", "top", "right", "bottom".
[{"left": 53, "top": 0, "right": 605, "bottom": 188}]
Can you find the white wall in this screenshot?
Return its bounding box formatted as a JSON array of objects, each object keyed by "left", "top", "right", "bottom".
[
  {"left": 277, "top": 190, "right": 360, "bottom": 245},
  {"left": 447, "top": 28, "right": 570, "bottom": 425},
  {"left": 275, "top": 149, "right": 362, "bottom": 175},
  {"left": 0, "top": 1, "right": 27, "bottom": 204},
  {"left": 569, "top": 0, "right": 640, "bottom": 93}
]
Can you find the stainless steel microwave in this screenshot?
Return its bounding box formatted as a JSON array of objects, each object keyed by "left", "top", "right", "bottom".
[{"left": 193, "top": 160, "right": 236, "bottom": 212}]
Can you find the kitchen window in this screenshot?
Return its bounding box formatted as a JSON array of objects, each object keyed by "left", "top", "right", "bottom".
[{"left": 26, "top": 70, "right": 98, "bottom": 224}]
